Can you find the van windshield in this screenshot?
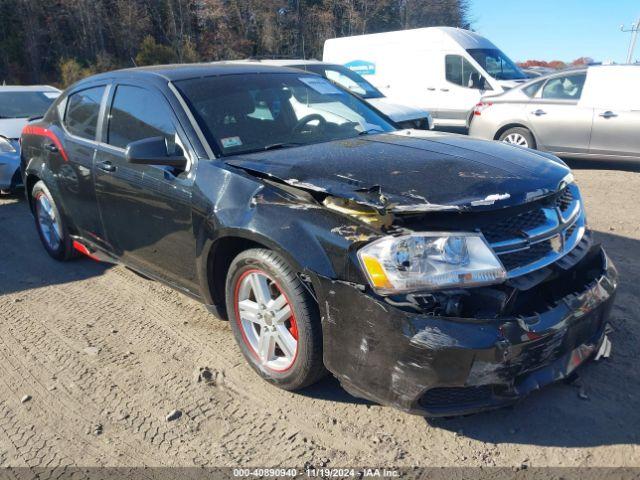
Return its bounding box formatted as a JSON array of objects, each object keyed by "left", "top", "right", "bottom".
[
  {"left": 175, "top": 72, "right": 395, "bottom": 157},
  {"left": 467, "top": 48, "right": 526, "bottom": 81}
]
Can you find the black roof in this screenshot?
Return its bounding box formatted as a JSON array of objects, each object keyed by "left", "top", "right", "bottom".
[{"left": 86, "top": 62, "right": 304, "bottom": 84}]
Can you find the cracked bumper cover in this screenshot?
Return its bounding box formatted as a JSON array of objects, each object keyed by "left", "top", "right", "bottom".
[{"left": 316, "top": 245, "right": 617, "bottom": 416}]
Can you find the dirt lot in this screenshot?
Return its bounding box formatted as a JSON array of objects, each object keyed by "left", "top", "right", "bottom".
[{"left": 0, "top": 163, "right": 639, "bottom": 470}]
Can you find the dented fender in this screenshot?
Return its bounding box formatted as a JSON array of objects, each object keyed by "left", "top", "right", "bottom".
[{"left": 192, "top": 164, "right": 381, "bottom": 309}]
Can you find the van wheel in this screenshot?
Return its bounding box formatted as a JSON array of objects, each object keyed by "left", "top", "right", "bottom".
[
  {"left": 31, "top": 181, "right": 75, "bottom": 261},
  {"left": 225, "top": 248, "right": 326, "bottom": 391},
  {"left": 499, "top": 127, "right": 536, "bottom": 149}
]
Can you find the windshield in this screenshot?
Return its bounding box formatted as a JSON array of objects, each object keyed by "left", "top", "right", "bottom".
[
  {"left": 175, "top": 73, "right": 395, "bottom": 157},
  {"left": 467, "top": 48, "right": 526, "bottom": 81},
  {"left": 0, "top": 91, "right": 59, "bottom": 119},
  {"left": 301, "top": 64, "right": 384, "bottom": 99}
]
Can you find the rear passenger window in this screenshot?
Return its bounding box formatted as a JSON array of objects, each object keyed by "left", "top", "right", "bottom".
[
  {"left": 541, "top": 74, "right": 586, "bottom": 100},
  {"left": 107, "top": 85, "right": 176, "bottom": 149},
  {"left": 64, "top": 86, "right": 106, "bottom": 140}
]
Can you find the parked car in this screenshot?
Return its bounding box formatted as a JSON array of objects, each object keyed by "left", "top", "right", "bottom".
[
  {"left": 21, "top": 64, "right": 617, "bottom": 416},
  {"left": 0, "top": 85, "right": 60, "bottom": 193},
  {"left": 469, "top": 65, "right": 640, "bottom": 161},
  {"left": 229, "top": 59, "right": 433, "bottom": 130},
  {"left": 323, "top": 27, "right": 528, "bottom": 128}
]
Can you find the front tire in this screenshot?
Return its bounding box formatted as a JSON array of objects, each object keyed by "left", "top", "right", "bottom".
[
  {"left": 225, "top": 248, "right": 326, "bottom": 391},
  {"left": 499, "top": 127, "right": 536, "bottom": 149},
  {"left": 31, "top": 180, "right": 75, "bottom": 261}
]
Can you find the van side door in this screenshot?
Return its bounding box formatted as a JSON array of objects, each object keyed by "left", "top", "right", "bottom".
[
  {"left": 438, "top": 54, "right": 491, "bottom": 127},
  {"left": 525, "top": 72, "right": 591, "bottom": 155},
  {"left": 93, "top": 83, "right": 199, "bottom": 294}
]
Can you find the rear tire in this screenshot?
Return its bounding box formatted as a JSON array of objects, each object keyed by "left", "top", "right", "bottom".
[
  {"left": 499, "top": 127, "right": 536, "bottom": 149},
  {"left": 31, "top": 181, "right": 75, "bottom": 261},
  {"left": 225, "top": 248, "right": 326, "bottom": 391}
]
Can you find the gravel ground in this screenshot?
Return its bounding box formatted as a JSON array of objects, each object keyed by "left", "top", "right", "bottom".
[{"left": 0, "top": 164, "right": 639, "bottom": 469}]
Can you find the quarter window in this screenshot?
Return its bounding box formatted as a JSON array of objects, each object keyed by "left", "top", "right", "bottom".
[
  {"left": 541, "top": 73, "right": 586, "bottom": 100},
  {"left": 64, "top": 86, "right": 106, "bottom": 140},
  {"left": 445, "top": 55, "right": 482, "bottom": 88},
  {"left": 107, "top": 85, "right": 177, "bottom": 149},
  {"left": 523, "top": 80, "right": 544, "bottom": 98}
]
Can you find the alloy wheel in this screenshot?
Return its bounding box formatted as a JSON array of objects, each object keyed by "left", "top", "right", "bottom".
[
  {"left": 503, "top": 133, "right": 529, "bottom": 147},
  {"left": 234, "top": 270, "right": 299, "bottom": 372},
  {"left": 35, "top": 192, "right": 62, "bottom": 251}
]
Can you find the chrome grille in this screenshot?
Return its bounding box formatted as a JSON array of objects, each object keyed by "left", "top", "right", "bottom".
[
  {"left": 482, "top": 209, "right": 548, "bottom": 243},
  {"left": 557, "top": 187, "right": 574, "bottom": 212},
  {"left": 483, "top": 184, "right": 585, "bottom": 278},
  {"left": 498, "top": 240, "right": 554, "bottom": 271}
]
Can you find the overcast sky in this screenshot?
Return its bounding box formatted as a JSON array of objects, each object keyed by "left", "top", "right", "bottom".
[{"left": 469, "top": 0, "right": 640, "bottom": 63}]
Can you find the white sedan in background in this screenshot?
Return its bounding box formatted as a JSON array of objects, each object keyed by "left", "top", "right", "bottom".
[{"left": 1, "top": 85, "right": 60, "bottom": 193}]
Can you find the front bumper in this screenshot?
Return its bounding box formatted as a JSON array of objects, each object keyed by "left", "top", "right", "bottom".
[{"left": 315, "top": 245, "right": 617, "bottom": 416}]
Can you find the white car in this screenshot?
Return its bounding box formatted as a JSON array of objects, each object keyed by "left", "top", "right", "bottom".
[
  {"left": 323, "top": 27, "right": 529, "bottom": 128},
  {"left": 0, "top": 85, "right": 60, "bottom": 192},
  {"left": 225, "top": 59, "right": 433, "bottom": 130}
]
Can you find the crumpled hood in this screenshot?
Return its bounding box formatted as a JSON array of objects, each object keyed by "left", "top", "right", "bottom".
[
  {"left": 225, "top": 130, "right": 571, "bottom": 213},
  {"left": 366, "top": 97, "right": 431, "bottom": 123},
  {"left": 0, "top": 118, "right": 29, "bottom": 140}
]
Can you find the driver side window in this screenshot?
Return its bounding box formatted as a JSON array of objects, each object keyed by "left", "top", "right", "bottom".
[
  {"left": 107, "top": 85, "right": 177, "bottom": 150},
  {"left": 445, "top": 55, "right": 484, "bottom": 89}
]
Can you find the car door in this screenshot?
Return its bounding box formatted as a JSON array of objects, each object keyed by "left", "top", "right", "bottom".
[
  {"left": 525, "top": 72, "right": 592, "bottom": 154},
  {"left": 588, "top": 70, "right": 640, "bottom": 159},
  {"left": 57, "top": 84, "right": 109, "bottom": 244},
  {"left": 93, "top": 83, "right": 199, "bottom": 293},
  {"left": 436, "top": 54, "right": 490, "bottom": 126}
]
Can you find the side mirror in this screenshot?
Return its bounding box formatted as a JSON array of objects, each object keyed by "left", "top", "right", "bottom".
[{"left": 125, "top": 137, "right": 187, "bottom": 168}]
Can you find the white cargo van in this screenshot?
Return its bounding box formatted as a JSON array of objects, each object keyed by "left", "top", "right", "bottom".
[{"left": 323, "top": 27, "right": 528, "bottom": 128}]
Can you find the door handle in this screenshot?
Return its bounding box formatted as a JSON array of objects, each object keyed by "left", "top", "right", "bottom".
[
  {"left": 440, "top": 88, "right": 450, "bottom": 92},
  {"left": 44, "top": 142, "right": 59, "bottom": 153},
  {"left": 427, "top": 87, "right": 436, "bottom": 91},
  {"left": 532, "top": 109, "right": 546, "bottom": 116},
  {"left": 97, "top": 160, "right": 116, "bottom": 173},
  {"left": 599, "top": 111, "right": 617, "bottom": 119}
]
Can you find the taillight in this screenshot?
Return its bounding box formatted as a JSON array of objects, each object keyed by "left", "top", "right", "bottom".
[{"left": 473, "top": 102, "right": 493, "bottom": 116}]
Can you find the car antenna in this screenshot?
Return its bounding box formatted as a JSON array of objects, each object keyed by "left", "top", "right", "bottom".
[{"left": 131, "top": 57, "right": 138, "bottom": 68}]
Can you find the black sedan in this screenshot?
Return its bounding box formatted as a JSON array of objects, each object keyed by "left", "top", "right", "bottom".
[{"left": 20, "top": 63, "right": 617, "bottom": 416}]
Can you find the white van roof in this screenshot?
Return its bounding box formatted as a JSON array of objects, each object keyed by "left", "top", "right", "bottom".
[{"left": 324, "top": 27, "right": 499, "bottom": 51}]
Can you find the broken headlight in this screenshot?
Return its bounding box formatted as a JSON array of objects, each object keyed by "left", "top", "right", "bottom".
[{"left": 358, "top": 233, "right": 506, "bottom": 294}]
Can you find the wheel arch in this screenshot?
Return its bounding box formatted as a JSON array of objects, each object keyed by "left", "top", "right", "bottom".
[
  {"left": 494, "top": 123, "right": 536, "bottom": 143},
  {"left": 200, "top": 229, "right": 324, "bottom": 320}
]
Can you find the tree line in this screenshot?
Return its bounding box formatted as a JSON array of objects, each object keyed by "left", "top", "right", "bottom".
[{"left": 0, "top": 0, "right": 470, "bottom": 87}]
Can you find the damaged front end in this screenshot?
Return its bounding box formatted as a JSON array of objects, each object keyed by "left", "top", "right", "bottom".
[
  {"left": 315, "top": 244, "right": 617, "bottom": 416},
  {"left": 225, "top": 136, "right": 617, "bottom": 416},
  {"left": 310, "top": 180, "right": 617, "bottom": 416}
]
